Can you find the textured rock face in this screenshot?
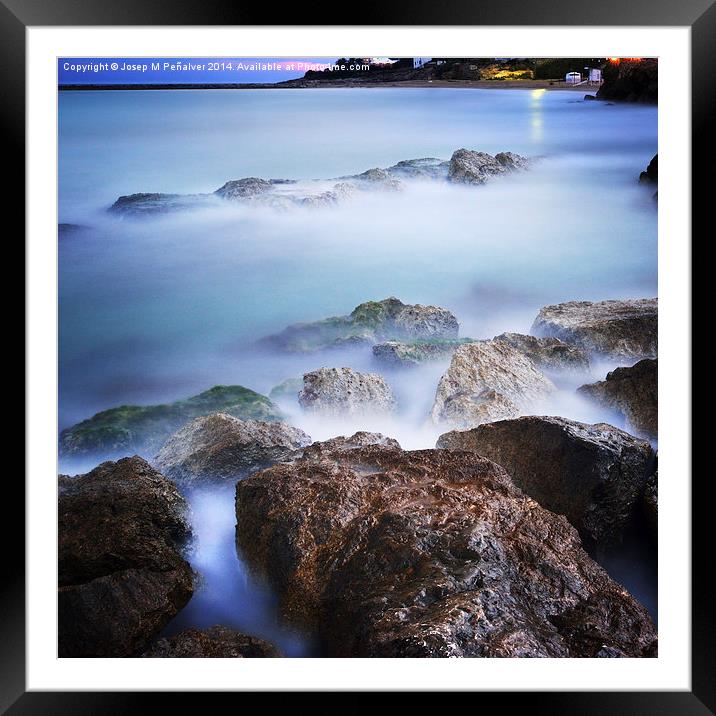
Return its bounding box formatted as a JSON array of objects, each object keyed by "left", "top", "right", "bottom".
[
  {"left": 431, "top": 340, "right": 555, "bottom": 428},
  {"left": 269, "top": 377, "right": 303, "bottom": 402},
  {"left": 155, "top": 413, "right": 311, "bottom": 483},
  {"left": 436, "top": 416, "right": 655, "bottom": 546},
  {"left": 299, "top": 367, "right": 395, "bottom": 416},
  {"left": 639, "top": 154, "right": 658, "bottom": 185},
  {"left": 143, "top": 626, "right": 281, "bottom": 658},
  {"left": 578, "top": 359, "right": 657, "bottom": 439},
  {"left": 58, "top": 457, "right": 194, "bottom": 657},
  {"left": 643, "top": 471, "right": 658, "bottom": 542},
  {"left": 531, "top": 298, "right": 657, "bottom": 360},
  {"left": 214, "top": 177, "right": 274, "bottom": 200},
  {"left": 494, "top": 332, "right": 590, "bottom": 372},
  {"left": 372, "top": 339, "right": 473, "bottom": 368},
  {"left": 596, "top": 59, "right": 658, "bottom": 103},
  {"left": 235, "top": 440, "right": 657, "bottom": 657},
  {"left": 386, "top": 157, "right": 450, "bottom": 180},
  {"left": 261, "top": 297, "right": 459, "bottom": 353},
  {"left": 59, "top": 385, "right": 283, "bottom": 459},
  {"left": 448, "top": 149, "right": 529, "bottom": 184}
]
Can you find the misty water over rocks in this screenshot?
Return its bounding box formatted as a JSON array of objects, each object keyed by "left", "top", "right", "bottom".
[{"left": 59, "top": 88, "right": 657, "bottom": 655}]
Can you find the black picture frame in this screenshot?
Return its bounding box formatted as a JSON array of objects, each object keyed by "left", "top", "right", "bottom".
[{"left": 9, "top": 0, "right": 704, "bottom": 709}]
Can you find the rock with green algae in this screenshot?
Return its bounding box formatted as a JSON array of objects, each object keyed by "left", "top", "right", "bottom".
[
  {"left": 269, "top": 377, "right": 304, "bottom": 402},
  {"left": 372, "top": 338, "right": 476, "bottom": 368},
  {"left": 259, "top": 297, "right": 459, "bottom": 353},
  {"left": 59, "top": 385, "right": 284, "bottom": 459}
]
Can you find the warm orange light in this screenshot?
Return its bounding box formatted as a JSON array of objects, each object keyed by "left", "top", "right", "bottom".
[{"left": 607, "top": 57, "right": 642, "bottom": 64}]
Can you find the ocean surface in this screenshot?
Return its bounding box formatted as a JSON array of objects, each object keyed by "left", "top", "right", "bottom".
[{"left": 58, "top": 87, "right": 658, "bottom": 655}]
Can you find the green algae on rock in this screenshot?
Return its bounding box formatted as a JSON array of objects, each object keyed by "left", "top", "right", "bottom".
[{"left": 59, "top": 385, "right": 284, "bottom": 458}]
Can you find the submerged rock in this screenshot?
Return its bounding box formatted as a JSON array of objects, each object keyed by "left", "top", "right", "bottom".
[
  {"left": 155, "top": 413, "right": 311, "bottom": 483},
  {"left": 372, "top": 338, "right": 474, "bottom": 368},
  {"left": 431, "top": 340, "right": 555, "bottom": 428},
  {"left": 385, "top": 157, "right": 450, "bottom": 180},
  {"left": 214, "top": 177, "right": 274, "bottom": 200},
  {"left": 59, "top": 385, "right": 284, "bottom": 459},
  {"left": 448, "top": 149, "right": 529, "bottom": 184},
  {"left": 299, "top": 367, "right": 395, "bottom": 416},
  {"left": 143, "top": 626, "right": 281, "bottom": 658},
  {"left": 494, "top": 332, "right": 590, "bottom": 372},
  {"left": 436, "top": 416, "right": 655, "bottom": 546},
  {"left": 235, "top": 439, "right": 656, "bottom": 657},
  {"left": 260, "top": 297, "right": 459, "bottom": 353},
  {"left": 108, "top": 192, "right": 213, "bottom": 216},
  {"left": 639, "top": 154, "right": 658, "bottom": 185},
  {"left": 269, "top": 377, "right": 304, "bottom": 402},
  {"left": 300, "top": 431, "right": 401, "bottom": 459},
  {"left": 578, "top": 359, "right": 657, "bottom": 439},
  {"left": 531, "top": 298, "right": 657, "bottom": 360},
  {"left": 58, "top": 457, "right": 194, "bottom": 657}
]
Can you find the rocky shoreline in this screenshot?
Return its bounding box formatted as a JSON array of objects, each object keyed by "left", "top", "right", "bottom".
[{"left": 59, "top": 293, "right": 659, "bottom": 658}]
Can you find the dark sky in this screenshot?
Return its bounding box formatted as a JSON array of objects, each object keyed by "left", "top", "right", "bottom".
[{"left": 58, "top": 57, "right": 343, "bottom": 85}]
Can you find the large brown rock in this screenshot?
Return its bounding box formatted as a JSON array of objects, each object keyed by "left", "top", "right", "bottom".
[
  {"left": 578, "top": 359, "right": 657, "bottom": 439},
  {"left": 155, "top": 413, "right": 311, "bottom": 483},
  {"left": 531, "top": 298, "right": 657, "bottom": 360},
  {"left": 448, "top": 149, "right": 529, "bottom": 184},
  {"left": 58, "top": 457, "right": 194, "bottom": 657},
  {"left": 431, "top": 340, "right": 555, "bottom": 428},
  {"left": 436, "top": 416, "right": 655, "bottom": 546},
  {"left": 235, "top": 439, "right": 656, "bottom": 657},
  {"left": 142, "top": 626, "right": 281, "bottom": 658}
]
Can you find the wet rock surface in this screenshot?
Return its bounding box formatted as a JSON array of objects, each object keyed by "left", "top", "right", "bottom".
[
  {"left": 531, "top": 298, "right": 657, "bottom": 360},
  {"left": 261, "top": 297, "right": 459, "bottom": 353},
  {"left": 143, "top": 626, "right": 281, "bottom": 657},
  {"left": 155, "top": 413, "right": 311, "bottom": 483},
  {"left": 431, "top": 340, "right": 555, "bottom": 428},
  {"left": 578, "top": 359, "right": 657, "bottom": 439},
  {"left": 372, "top": 338, "right": 474, "bottom": 368},
  {"left": 494, "top": 332, "right": 590, "bottom": 372},
  {"left": 299, "top": 367, "right": 395, "bottom": 416},
  {"left": 642, "top": 471, "right": 658, "bottom": 542},
  {"left": 108, "top": 150, "right": 531, "bottom": 216},
  {"left": 448, "top": 149, "right": 530, "bottom": 184},
  {"left": 436, "top": 416, "right": 655, "bottom": 546},
  {"left": 58, "top": 457, "right": 194, "bottom": 657},
  {"left": 59, "top": 385, "right": 283, "bottom": 459},
  {"left": 235, "top": 439, "right": 657, "bottom": 657}
]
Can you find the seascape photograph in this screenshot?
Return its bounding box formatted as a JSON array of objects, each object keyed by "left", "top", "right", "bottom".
[{"left": 57, "top": 56, "right": 659, "bottom": 659}]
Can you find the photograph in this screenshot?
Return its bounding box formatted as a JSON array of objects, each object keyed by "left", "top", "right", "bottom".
[{"left": 56, "top": 55, "right": 661, "bottom": 660}]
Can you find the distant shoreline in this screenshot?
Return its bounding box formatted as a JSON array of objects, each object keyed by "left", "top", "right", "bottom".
[{"left": 59, "top": 79, "right": 600, "bottom": 92}]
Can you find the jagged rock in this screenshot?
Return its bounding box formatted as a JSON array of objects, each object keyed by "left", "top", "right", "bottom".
[
  {"left": 386, "top": 157, "right": 450, "bottom": 180},
  {"left": 448, "top": 149, "right": 529, "bottom": 184},
  {"left": 59, "top": 385, "right": 284, "bottom": 459},
  {"left": 155, "top": 413, "right": 311, "bottom": 483},
  {"left": 372, "top": 338, "right": 474, "bottom": 368},
  {"left": 142, "top": 626, "right": 281, "bottom": 658},
  {"left": 299, "top": 367, "right": 395, "bottom": 416},
  {"left": 436, "top": 416, "right": 655, "bottom": 546},
  {"left": 108, "top": 192, "right": 212, "bottom": 216},
  {"left": 58, "top": 457, "right": 194, "bottom": 657},
  {"left": 494, "top": 332, "right": 590, "bottom": 372},
  {"left": 300, "top": 431, "right": 401, "bottom": 459},
  {"left": 578, "top": 359, "right": 657, "bottom": 439},
  {"left": 431, "top": 340, "right": 555, "bottom": 427},
  {"left": 235, "top": 440, "right": 657, "bottom": 657},
  {"left": 344, "top": 167, "right": 401, "bottom": 190},
  {"left": 260, "top": 297, "right": 459, "bottom": 353},
  {"left": 639, "top": 155, "right": 658, "bottom": 185},
  {"left": 214, "top": 177, "right": 274, "bottom": 200},
  {"left": 643, "top": 471, "right": 658, "bottom": 542},
  {"left": 531, "top": 298, "right": 657, "bottom": 360}
]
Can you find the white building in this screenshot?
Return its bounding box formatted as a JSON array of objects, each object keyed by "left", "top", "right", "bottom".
[
  {"left": 565, "top": 72, "right": 582, "bottom": 84},
  {"left": 589, "top": 68, "right": 602, "bottom": 83},
  {"left": 413, "top": 57, "right": 432, "bottom": 69}
]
